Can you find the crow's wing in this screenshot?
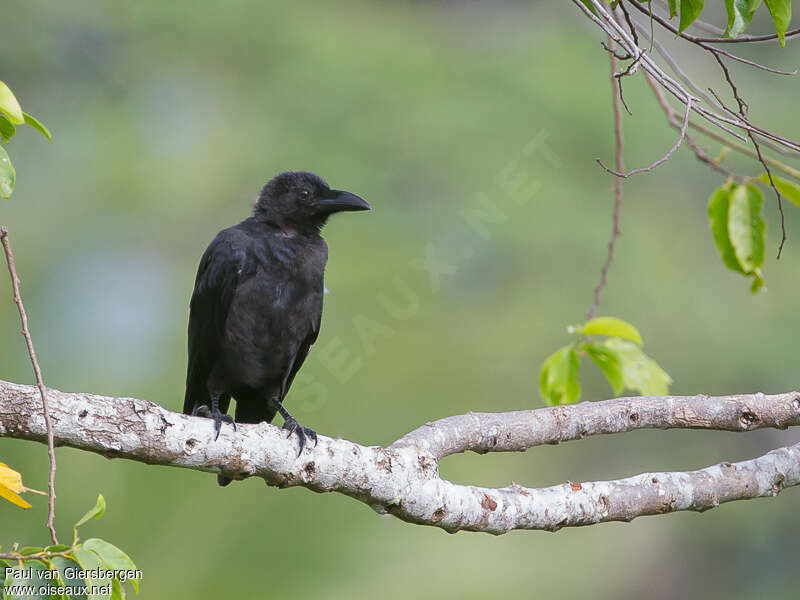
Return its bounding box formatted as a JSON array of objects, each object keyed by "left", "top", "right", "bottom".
[
  {"left": 280, "top": 309, "right": 323, "bottom": 401},
  {"left": 183, "top": 229, "right": 255, "bottom": 414}
]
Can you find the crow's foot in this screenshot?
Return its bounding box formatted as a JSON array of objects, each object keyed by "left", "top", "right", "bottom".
[
  {"left": 282, "top": 415, "right": 318, "bottom": 456},
  {"left": 192, "top": 404, "right": 236, "bottom": 440}
]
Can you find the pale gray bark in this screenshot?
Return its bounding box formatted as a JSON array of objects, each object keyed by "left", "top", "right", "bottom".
[{"left": 1, "top": 379, "right": 798, "bottom": 534}]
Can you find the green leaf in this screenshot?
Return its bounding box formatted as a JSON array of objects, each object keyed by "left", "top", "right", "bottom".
[
  {"left": 72, "top": 546, "right": 112, "bottom": 600},
  {"left": 579, "top": 0, "right": 598, "bottom": 16},
  {"left": 584, "top": 343, "right": 625, "bottom": 395},
  {"left": 0, "top": 115, "right": 15, "bottom": 143},
  {"left": 0, "top": 146, "right": 14, "bottom": 198},
  {"left": 50, "top": 556, "right": 89, "bottom": 600},
  {"left": 764, "top": 0, "right": 792, "bottom": 46},
  {"left": 708, "top": 183, "right": 744, "bottom": 273},
  {"left": 22, "top": 112, "right": 52, "bottom": 142},
  {"left": 75, "top": 494, "right": 107, "bottom": 530},
  {"left": 758, "top": 172, "right": 800, "bottom": 207},
  {"left": 724, "top": 0, "right": 763, "bottom": 37},
  {"left": 728, "top": 184, "right": 765, "bottom": 273},
  {"left": 668, "top": 0, "right": 679, "bottom": 17},
  {"left": 679, "top": 0, "right": 705, "bottom": 32},
  {"left": 0, "top": 81, "right": 24, "bottom": 125},
  {"left": 604, "top": 338, "right": 672, "bottom": 396},
  {"left": 565, "top": 348, "right": 581, "bottom": 404},
  {"left": 18, "top": 546, "right": 44, "bottom": 555},
  {"left": 581, "top": 316, "right": 643, "bottom": 345},
  {"left": 111, "top": 578, "right": 126, "bottom": 600},
  {"left": 83, "top": 539, "right": 139, "bottom": 593},
  {"left": 539, "top": 345, "right": 581, "bottom": 405},
  {"left": 3, "top": 559, "right": 50, "bottom": 600},
  {"left": 708, "top": 183, "right": 766, "bottom": 291}
]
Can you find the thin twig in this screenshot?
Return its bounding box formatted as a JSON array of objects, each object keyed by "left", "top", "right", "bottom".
[
  {"left": 617, "top": 0, "right": 639, "bottom": 47},
  {"left": 643, "top": 70, "right": 737, "bottom": 179},
  {"left": 652, "top": 0, "right": 797, "bottom": 42},
  {"left": 689, "top": 115, "right": 800, "bottom": 178},
  {"left": 647, "top": 70, "right": 800, "bottom": 180},
  {"left": 598, "top": 42, "right": 638, "bottom": 116},
  {"left": 601, "top": 41, "right": 631, "bottom": 61},
  {"left": 691, "top": 29, "right": 800, "bottom": 44},
  {"left": 576, "top": 0, "right": 800, "bottom": 156},
  {"left": 587, "top": 40, "right": 625, "bottom": 321},
  {"left": 632, "top": 20, "right": 724, "bottom": 111},
  {"left": 624, "top": 0, "right": 799, "bottom": 75},
  {"left": 578, "top": 0, "right": 746, "bottom": 144},
  {"left": 597, "top": 97, "right": 692, "bottom": 178},
  {"left": 0, "top": 227, "right": 58, "bottom": 545},
  {"left": 630, "top": 14, "right": 800, "bottom": 158},
  {"left": 649, "top": 0, "right": 800, "bottom": 45},
  {"left": 616, "top": 78, "right": 633, "bottom": 116}
]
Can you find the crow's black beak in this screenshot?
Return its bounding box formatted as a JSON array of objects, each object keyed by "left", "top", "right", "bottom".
[{"left": 314, "top": 189, "right": 371, "bottom": 214}]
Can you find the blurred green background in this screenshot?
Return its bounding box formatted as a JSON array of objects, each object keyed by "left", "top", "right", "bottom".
[{"left": 2, "top": 1, "right": 799, "bottom": 598}]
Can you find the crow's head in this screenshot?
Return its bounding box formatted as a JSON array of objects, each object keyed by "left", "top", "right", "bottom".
[{"left": 254, "top": 171, "right": 370, "bottom": 230}]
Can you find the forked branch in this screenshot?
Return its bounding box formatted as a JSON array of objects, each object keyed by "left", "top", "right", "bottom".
[{"left": 1, "top": 379, "right": 798, "bottom": 534}]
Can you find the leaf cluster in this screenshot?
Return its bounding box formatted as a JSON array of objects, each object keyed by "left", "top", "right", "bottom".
[
  {"left": 582, "top": 0, "right": 794, "bottom": 45},
  {"left": 540, "top": 317, "right": 671, "bottom": 405},
  {"left": 0, "top": 80, "right": 51, "bottom": 199},
  {"left": 707, "top": 176, "right": 800, "bottom": 291},
  {"left": 1, "top": 496, "right": 139, "bottom": 600}
]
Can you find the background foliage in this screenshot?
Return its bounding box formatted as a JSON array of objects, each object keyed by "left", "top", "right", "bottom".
[{"left": 1, "top": 1, "right": 799, "bottom": 598}]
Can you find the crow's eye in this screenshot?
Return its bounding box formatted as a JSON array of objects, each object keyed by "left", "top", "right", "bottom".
[{"left": 299, "top": 189, "right": 310, "bottom": 199}]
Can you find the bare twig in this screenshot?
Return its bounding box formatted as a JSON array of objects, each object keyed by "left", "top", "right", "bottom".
[
  {"left": 650, "top": 0, "right": 798, "bottom": 43},
  {"left": 598, "top": 41, "right": 639, "bottom": 116},
  {"left": 575, "top": 0, "right": 800, "bottom": 167},
  {"left": 1, "top": 379, "right": 799, "bottom": 534},
  {"left": 624, "top": 0, "right": 799, "bottom": 76},
  {"left": 601, "top": 41, "right": 631, "bottom": 61},
  {"left": 587, "top": 40, "right": 625, "bottom": 321},
  {"left": 605, "top": 1, "right": 800, "bottom": 153},
  {"left": 1, "top": 227, "right": 58, "bottom": 545},
  {"left": 632, "top": 17, "right": 800, "bottom": 159},
  {"left": 690, "top": 29, "right": 800, "bottom": 44},
  {"left": 575, "top": 0, "right": 744, "bottom": 144},
  {"left": 649, "top": 0, "right": 800, "bottom": 44},
  {"left": 617, "top": 0, "right": 639, "bottom": 47},
  {"left": 643, "top": 71, "right": 737, "bottom": 178},
  {"left": 596, "top": 98, "right": 692, "bottom": 178},
  {"left": 643, "top": 71, "right": 800, "bottom": 180},
  {"left": 632, "top": 21, "right": 725, "bottom": 112}
]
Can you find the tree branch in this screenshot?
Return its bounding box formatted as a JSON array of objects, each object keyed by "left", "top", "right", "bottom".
[{"left": 1, "top": 379, "right": 798, "bottom": 535}]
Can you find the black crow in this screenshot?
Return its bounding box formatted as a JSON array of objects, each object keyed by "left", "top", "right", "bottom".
[{"left": 183, "top": 171, "right": 370, "bottom": 485}]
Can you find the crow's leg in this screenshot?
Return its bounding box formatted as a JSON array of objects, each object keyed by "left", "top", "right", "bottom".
[
  {"left": 269, "top": 398, "right": 317, "bottom": 456},
  {"left": 193, "top": 393, "right": 236, "bottom": 441}
]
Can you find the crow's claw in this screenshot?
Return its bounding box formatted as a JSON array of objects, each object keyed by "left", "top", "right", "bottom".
[
  {"left": 282, "top": 415, "right": 318, "bottom": 457},
  {"left": 193, "top": 404, "right": 236, "bottom": 440}
]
